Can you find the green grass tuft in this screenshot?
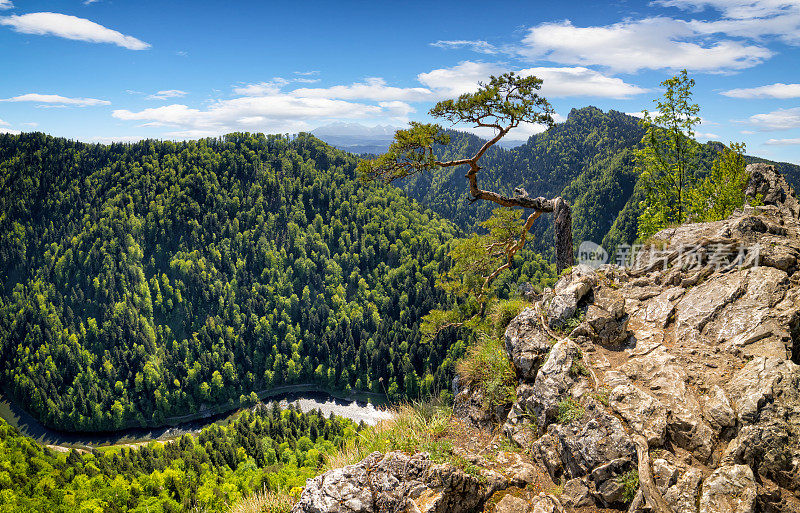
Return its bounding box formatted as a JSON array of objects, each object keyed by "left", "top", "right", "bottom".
[
  {"left": 556, "top": 398, "right": 585, "bottom": 424},
  {"left": 456, "top": 336, "right": 516, "bottom": 410},
  {"left": 618, "top": 469, "right": 640, "bottom": 504}
]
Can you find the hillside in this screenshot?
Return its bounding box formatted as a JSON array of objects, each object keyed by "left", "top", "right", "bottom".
[
  {"left": 0, "top": 132, "right": 483, "bottom": 432},
  {"left": 290, "top": 163, "right": 800, "bottom": 513},
  {"left": 402, "top": 107, "right": 800, "bottom": 257}
]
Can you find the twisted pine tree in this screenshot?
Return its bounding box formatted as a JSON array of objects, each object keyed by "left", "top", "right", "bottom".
[{"left": 358, "top": 72, "right": 575, "bottom": 292}]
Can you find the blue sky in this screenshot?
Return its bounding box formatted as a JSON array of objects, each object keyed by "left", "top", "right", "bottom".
[{"left": 2, "top": 0, "right": 800, "bottom": 163}]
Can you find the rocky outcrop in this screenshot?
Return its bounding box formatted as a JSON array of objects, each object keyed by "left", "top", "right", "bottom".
[
  {"left": 292, "top": 451, "right": 504, "bottom": 513},
  {"left": 293, "top": 163, "right": 800, "bottom": 513},
  {"left": 499, "top": 164, "right": 800, "bottom": 512}
]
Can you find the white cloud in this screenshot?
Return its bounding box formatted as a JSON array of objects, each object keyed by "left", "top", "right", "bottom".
[
  {"left": 518, "top": 67, "right": 647, "bottom": 98},
  {"left": 147, "top": 89, "right": 187, "bottom": 100},
  {"left": 84, "top": 0, "right": 102, "bottom": 5},
  {"left": 0, "top": 93, "right": 110, "bottom": 106},
  {"left": 0, "top": 0, "right": 14, "bottom": 10},
  {"left": 695, "top": 131, "right": 721, "bottom": 139},
  {"left": 21, "top": 122, "right": 38, "bottom": 127},
  {"left": 292, "top": 77, "right": 433, "bottom": 102},
  {"left": 418, "top": 61, "right": 505, "bottom": 97},
  {"left": 417, "top": 61, "right": 646, "bottom": 99},
  {"left": 0, "top": 128, "right": 20, "bottom": 135},
  {"left": 430, "top": 40, "right": 498, "bottom": 54},
  {"left": 764, "top": 137, "right": 800, "bottom": 145},
  {"left": 519, "top": 18, "right": 772, "bottom": 72},
  {"left": 748, "top": 107, "right": 800, "bottom": 130},
  {"left": 722, "top": 83, "right": 800, "bottom": 98},
  {"left": 0, "top": 118, "right": 8, "bottom": 126},
  {"left": 656, "top": 1, "right": 800, "bottom": 44},
  {"left": 233, "top": 79, "right": 287, "bottom": 96},
  {"left": 113, "top": 95, "right": 385, "bottom": 135},
  {"left": 0, "top": 12, "right": 150, "bottom": 50},
  {"left": 378, "top": 100, "right": 415, "bottom": 120}
]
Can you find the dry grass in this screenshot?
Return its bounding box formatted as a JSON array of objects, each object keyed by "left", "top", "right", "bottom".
[
  {"left": 456, "top": 336, "right": 516, "bottom": 410},
  {"left": 325, "top": 400, "right": 454, "bottom": 470},
  {"left": 229, "top": 487, "right": 294, "bottom": 513}
]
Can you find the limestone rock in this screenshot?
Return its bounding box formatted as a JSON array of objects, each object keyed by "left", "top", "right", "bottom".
[
  {"left": 560, "top": 478, "right": 592, "bottom": 508},
  {"left": 545, "top": 269, "right": 595, "bottom": 328},
  {"left": 529, "top": 493, "right": 564, "bottom": 513},
  {"left": 519, "top": 339, "right": 591, "bottom": 429},
  {"left": 292, "top": 451, "right": 500, "bottom": 513},
  {"left": 609, "top": 383, "right": 668, "bottom": 446},
  {"left": 504, "top": 307, "right": 553, "bottom": 381},
  {"left": 495, "top": 494, "right": 531, "bottom": 513},
  {"left": 453, "top": 384, "right": 510, "bottom": 431},
  {"left": 726, "top": 357, "right": 785, "bottom": 425},
  {"left": 699, "top": 464, "right": 757, "bottom": 513},
  {"left": 664, "top": 467, "right": 703, "bottom": 513},
  {"left": 652, "top": 458, "right": 679, "bottom": 492},
  {"left": 746, "top": 163, "right": 800, "bottom": 217},
  {"left": 579, "top": 288, "right": 630, "bottom": 347},
  {"left": 702, "top": 385, "right": 736, "bottom": 432},
  {"left": 621, "top": 351, "right": 715, "bottom": 461},
  {"left": 535, "top": 399, "right": 635, "bottom": 496}
]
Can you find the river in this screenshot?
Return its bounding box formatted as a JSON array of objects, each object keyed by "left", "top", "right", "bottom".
[{"left": 0, "top": 388, "right": 393, "bottom": 450}]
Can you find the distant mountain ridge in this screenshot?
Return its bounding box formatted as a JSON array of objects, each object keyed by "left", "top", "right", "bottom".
[{"left": 311, "top": 122, "right": 400, "bottom": 155}]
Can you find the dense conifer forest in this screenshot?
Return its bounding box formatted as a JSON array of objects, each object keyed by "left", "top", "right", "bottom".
[
  {"left": 0, "top": 404, "right": 354, "bottom": 512},
  {"left": 0, "top": 131, "right": 555, "bottom": 432}
]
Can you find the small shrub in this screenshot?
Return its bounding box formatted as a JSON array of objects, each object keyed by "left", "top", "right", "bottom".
[
  {"left": 556, "top": 398, "right": 584, "bottom": 424},
  {"left": 618, "top": 469, "right": 640, "bottom": 504}
]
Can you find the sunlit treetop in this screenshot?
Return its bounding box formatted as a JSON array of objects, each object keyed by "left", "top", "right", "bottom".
[{"left": 358, "top": 72, "right": 556, "bottom": 195}]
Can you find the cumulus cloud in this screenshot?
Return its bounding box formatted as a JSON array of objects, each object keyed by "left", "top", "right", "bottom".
[
  {"left": 0, "top": 12, "right": 150, "bottom": 50},
  {"left": 764, "top": 137, "right": 800, "bottom": 145},
  {"left": 519, "top": 18, "right": 772, "bottom": 72},
  {"left": 518, "top": 67, "right": 648, "bottom": 98},
  {"left": 233, "top": 80, "right": 286, "bottom": 96},
  {"left": 748, "top": 107, "right": 800, "bottom": 130},
  {"left": 430, "top": 40, "right": 498, "bottom": 54},
  {"left": 722, "top": 83, "right": 800, "bottom": 98},
  {"left": 112, "top": 95, "right": 385, "bottom": 134},
  {"left": 378, "top": 100, "right": 415, "bottom": 120},
  {"left": 147, "top": 89, "right": 187, "bottom": 100},
  {"left": 418, "top": 61, "right": 646, "bottom": 99},
  {"left": 655, "top": 0, "right": 800, "bottom": 43},
  {"left": 0, "top": 128, "right": 20, "bottom": 135},
  {"left": 0, "top": 93, "right": 110, "bottom": 106},
  {"left": 0, "top": 0, "right": 13, "bottom": 10},
  {"left": 292, "top": 77, "right": 433, "bottom": 102},
  {"left": 418, "top": 61, "right": 506, "bottom": 97}
]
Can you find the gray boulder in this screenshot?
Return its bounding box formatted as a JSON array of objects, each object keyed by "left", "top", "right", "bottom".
[
  {"left": 504, "top": 307, "right": 553, "bottom": 381},
  {"left": 292, "top": 451, "right": 502, "bottom": 513},
  {"left": 609, "top": 383, "right": 668, "bottom": 446},
  {"left": 699, "top": 464, "right": 757, "bottom": 513}
]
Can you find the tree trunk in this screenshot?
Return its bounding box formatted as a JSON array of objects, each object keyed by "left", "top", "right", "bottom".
[{"left": 554, "top": 197, "right": 574, "bottom": 273}]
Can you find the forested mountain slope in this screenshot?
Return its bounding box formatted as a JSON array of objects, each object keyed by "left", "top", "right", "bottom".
[
  {"left": 0, "top": 132, "right": 477, "bottom": 432},
  {"left": 402, "top": 106, "right": 800, "bottom": 256}
]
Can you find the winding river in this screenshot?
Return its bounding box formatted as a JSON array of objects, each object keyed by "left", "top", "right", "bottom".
[{"left": 0, "top": 387, "right": 393, "bottom": 449}]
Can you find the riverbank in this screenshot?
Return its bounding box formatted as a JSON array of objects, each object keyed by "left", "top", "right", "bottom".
[{"left": 0, "top": 386, "right": 391, "bottom": 450}]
